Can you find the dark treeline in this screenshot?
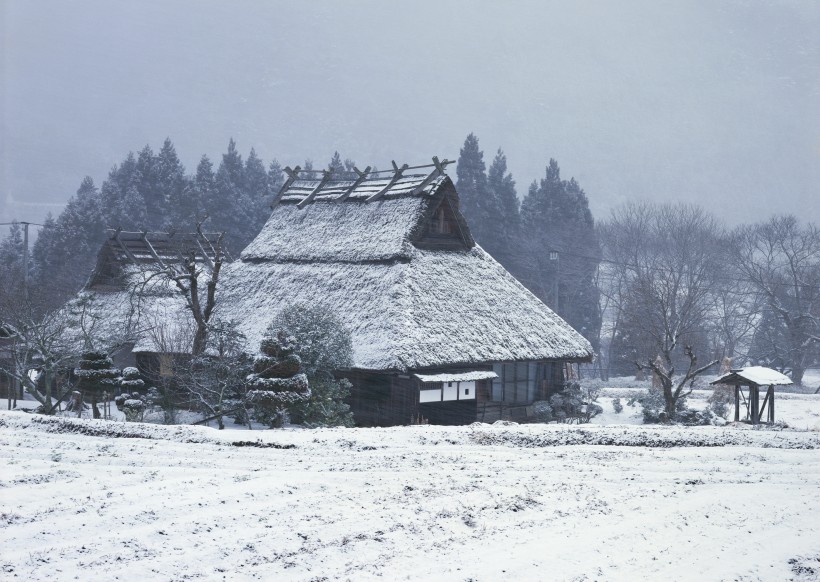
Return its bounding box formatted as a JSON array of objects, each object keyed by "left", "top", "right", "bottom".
[
  {"left": 4, "top": 139, "right": 366, "bottom": 310},
  {"left": 29, "top": 138, "right": 288, "bottom": 303},
  {"left": 455, "top": 133, "right": 601, "bottom": 354},
  {"left": 454, "top": 133, "right": 819, "bottom": 387},
  {"left": 1, "top": 134, "right": 818, "bottom": 387}
]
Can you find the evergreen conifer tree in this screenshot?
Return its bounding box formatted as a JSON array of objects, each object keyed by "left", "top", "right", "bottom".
[
  {"left": 456, "top": 134, "right": 503, "bottom": 256},
  {"left": 267, "top": 159, "right": 284, "bottom": 197},
  {"left": 327, "top": 151, "right": 344, "bottom": 176},
  {"left": 486, "top": 149, "right": 520, "bottom": 270},
  {"left": 244, "top": 148, "right": 270, "bottom": 235},
  {"left": 135, "top": 145, "right": 161, "bottom": 227},
  {"left": 246, "top": 328, "right": 310, "bottom": 428},
  {"left": 211, "top": 139, "right": 251, "bottom": 254},
  {"left": 192, "top": 155, "right": 217, "bottom": 216},
  {"left": 32, "top": 177, "right": 105, "bottom": 299},
  {"left": 519, "top": 158, "right": 601, "bottom": 349},
  {"left": 156, "top": 138, "right": 189, "bottom": 229}
]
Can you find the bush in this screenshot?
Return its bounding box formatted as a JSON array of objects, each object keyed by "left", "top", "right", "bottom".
[
  {"left": 612, "top": 397, "right": 623, "bottom": 414},
  {"left": 548, "top": 383, "right": 602, "bottom": 424},
  {"left": 270, "top": 304, "right": 355, "bottom": 427},
  {"left": 531, "top": 400, "right": 552, "bottom": 423},
  {"left": 708, "top": 385, "right": 734, "bottom": 419},
  {"left": 674, "top": 407, "right": 719, "bottom": 426},
  {"left": 296, "top": 377, "right": 355, "bottom": 428},
  {"left": 630, "top": 387, "right": 688, "bottom": 423}
]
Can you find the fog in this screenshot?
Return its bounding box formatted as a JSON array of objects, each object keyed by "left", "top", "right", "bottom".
[{"left": 2, "top": 0, "right": 818, "bottom": 226}]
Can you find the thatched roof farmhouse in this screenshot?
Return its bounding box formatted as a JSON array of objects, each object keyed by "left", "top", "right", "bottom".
[{"left": 76, "top": 160, "right": 593, "bottom": 425}]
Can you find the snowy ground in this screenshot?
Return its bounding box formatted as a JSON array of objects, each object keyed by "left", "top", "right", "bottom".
[
  {"left": 591, "top": 389, "right": 820, "bottom": 431},
  {"left": 2, "top": 411, "right": 820, "bottom": 581}
]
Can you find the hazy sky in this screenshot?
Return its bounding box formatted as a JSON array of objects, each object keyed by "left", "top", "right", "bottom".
[{"left": 2, "top": 0, "right": 818, "bottom": 229}]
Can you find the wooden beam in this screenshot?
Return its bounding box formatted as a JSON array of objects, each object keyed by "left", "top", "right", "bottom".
[
  {"left": 337, "top": 165, "right": 372, "bottom": 202},
  {"left": 112, "top": 229, "right": 141, "bottom": 266},
  {"left": 194, "top": 232, "right": 215, "bottom": 271},
  {"left": 768, "top": 385, "right": 775, "bottom": 423},
  {"left": 366, "top": 161, "right": 408, "bottom": 202},
  {"left": 734, "top": 385, "right": 739, "bottom": 422},
  {"left": 751, "top": 385, "right": 759, "bottom": 424},
  {"left": 410, "top": 157, "right": 445, "bottom": 196},
  {"left": 140, "top": 231, "right": 168, "bottom": 270},
  {"left": 297, "top": 170, "right": 333, "bottom": 209},
  {"left": 366, "top": 158, "right": 454, "bottom": 175},
  {"left": 759, "top": 387, "right": 770, "bottom": 423},
  {"left": 269, "top": 165, "right": 301, "bottom": 207}
]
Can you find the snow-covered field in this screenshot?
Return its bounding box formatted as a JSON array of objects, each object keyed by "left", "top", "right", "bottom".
[
  {"left": 591, "top": 389, "right": 820, "bottom": 431},
  {"left": 2, "top": 411, "right": 820, "bottom": 581}
]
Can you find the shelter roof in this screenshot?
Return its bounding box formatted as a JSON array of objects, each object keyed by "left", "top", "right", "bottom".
[{"left": 712, "top": 366, "right": 793, "bottom": 386}]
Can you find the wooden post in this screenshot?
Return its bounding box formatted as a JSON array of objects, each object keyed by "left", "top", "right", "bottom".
[
  {"left": 768, "top": 385, "right": 775, "bottom": 423},
  {"left": 734, "top": 385, "right": 740, "bottom": 422},
  {"left": 750, "top": 385, "right": 759, "bottom": 424}
]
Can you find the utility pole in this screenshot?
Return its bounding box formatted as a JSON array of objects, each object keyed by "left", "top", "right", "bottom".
[
  {"left": 549, "top": 250, "right": 560, "bottom": 313},
  {"left": 22, "top": 221, "right": 29, "bottom": 302}
]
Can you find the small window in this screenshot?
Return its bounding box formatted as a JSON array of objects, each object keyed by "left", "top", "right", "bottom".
[{"left": 430, "top": 204, "right": 455, "bottom": 235}]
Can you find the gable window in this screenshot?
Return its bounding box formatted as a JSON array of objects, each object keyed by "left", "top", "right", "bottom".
[{"left": 430, "top": 204, "right": 455, "bottom": 235}]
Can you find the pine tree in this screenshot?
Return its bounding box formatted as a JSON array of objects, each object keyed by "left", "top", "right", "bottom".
[
  {"left": 272, "top": 304, "right": 354, "bottom": 427},
  {"left": 519, "top": 158, "right": 601, "bottom": 349},
  {"left": 118, "top": 184, "right": 149, "bottom": 230},
  {"left": 302, "top": 159, "right": 315, "bottom": 179},
  {"left": 192, "top": 155, "right": 216, "bottom": 215},
  {"left": 32, "top": 176, "right": 105, "bottom": 300},
  {"left": 244, "top": 148, "right": 269, "bottom": 235},
  {"left": 327, "top": 151, "right": 344, "bottom": 176},
  {"left": 267, "top": 159, "right": 284, "bottom": 197},
  {"left": 74, "top": 350, "right": 120, "bottom": 419},
  {"left": 135, "top": 145, "right": 161, "bottom": 227},
  {"left": 456, "top": 134, "right": 503, "bottom": 255},
  {"left": 156, "top": 138, "right": 189, "bottom": 229},
  {"left": 246, "top": 328, "right": 310, "bottom": 428},
  {"left": 486, "top": 149, "right": 520, "bottom": 270},
  {"left": 0, "top": 222, "right": 25, "bottom": 300},
  {"left": 210, "top": 139, "right": 251, "bottom": 255}
]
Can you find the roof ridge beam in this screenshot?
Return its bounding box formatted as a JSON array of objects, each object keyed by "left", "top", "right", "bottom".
[
  {"left": 366, "top": 161, "right": 409, "bottom": 202},
  {"left": 297, "top": 169, "right": 333, "bottom": 209},
  {"left": 337, "top": 165, "right": 372, "bottom": 202}
]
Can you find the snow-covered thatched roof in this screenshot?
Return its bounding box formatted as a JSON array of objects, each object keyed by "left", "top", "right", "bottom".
[
  {"left": 72, "top": 164, "right": 593, "bottom": 371},
  {"left": 217, "top": 171, "right": 593, "bottom": 372},
  {"left": 87, "top": 230, "right": 222, "bottom": 291}
]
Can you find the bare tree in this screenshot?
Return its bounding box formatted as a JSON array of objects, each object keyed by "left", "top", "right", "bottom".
[
  {"left": 0, "top": 295, "right": 82, "bottom": 413},
  {"left": 707, "top": 262, "right": 761, "bottom": 365},
  {"left": 731, "top": 216, "right": 820, "bottom": 384},
  {"left": 600, "top": 202, "right": 721, "bottom": 419}
]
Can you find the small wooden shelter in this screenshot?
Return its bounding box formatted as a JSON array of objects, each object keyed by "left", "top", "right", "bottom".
[{"left": 711, "top": 366, "right": 792, "bottom": 424}]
